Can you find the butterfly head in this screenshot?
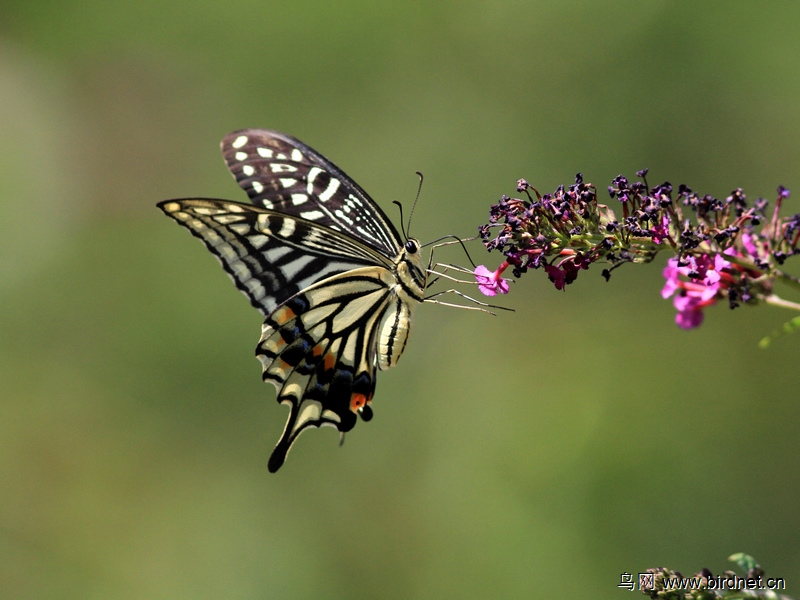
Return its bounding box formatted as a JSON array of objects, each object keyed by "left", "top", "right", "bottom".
[{"left": 394, "top": 237, "right": 427, "bottom": 301}]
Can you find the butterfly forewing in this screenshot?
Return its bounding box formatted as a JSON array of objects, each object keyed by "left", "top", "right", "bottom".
[
  {"left": 221, "top": 129, "right": 402, "bottom": 258},
  {"left": 158, "top": 198, "right": 393, "bottom": 316}
]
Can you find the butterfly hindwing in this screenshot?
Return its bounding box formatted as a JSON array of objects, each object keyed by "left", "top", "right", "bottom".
[
  {"left": 221, "top": 129, "right": 402, "bottom": 258},
  {"left": 257, "top": 268, "right": 394, "bottom": 472}
]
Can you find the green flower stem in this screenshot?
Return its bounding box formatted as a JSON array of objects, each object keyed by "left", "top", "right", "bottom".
[{"left": 774, "top": 270, "right": 800, "bottom": 291}]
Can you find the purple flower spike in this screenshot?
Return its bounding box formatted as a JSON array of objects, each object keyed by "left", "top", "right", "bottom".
[{"left": 479, "top": 171, "right": 800, "bottom": 332}]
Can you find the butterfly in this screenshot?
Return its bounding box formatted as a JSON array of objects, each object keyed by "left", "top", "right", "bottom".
[{"left": 158, "top": 129, "right": 443, "bottom": 472}]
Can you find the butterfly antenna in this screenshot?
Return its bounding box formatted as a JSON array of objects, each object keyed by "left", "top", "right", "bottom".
[
  {"left": 392, "top": 200, "right": 408, "bottom": 239},
  {"left": 406, "top": 171, "right": 424, "bottom": 239}
]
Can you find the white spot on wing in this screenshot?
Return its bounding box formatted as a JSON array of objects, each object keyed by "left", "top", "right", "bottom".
[
  {"left": 244, "top": 278, "right": 266, "bottom": 301},
  {"left": 279, "top": 218, "right": 296, "bottom": 238},
  {"left": 248, "top": 234, "right": 269, "bottom": 248},
  {"left": 235, "top": 151, "right": 248, "bottom": 161},
  {"left": 283, "top": 382, "right": 304, "bottom": 402},
  {"left": 232, "top": 135, "right": 248, "bottom": 148},
  {"left": 217, "top": 243, "right": 237, "bottom": 261},
  {"left": 280, "top": 178, "right": 297, "bottom": 188},
  {"left": 264, "top": 246, "right": 292, "bottom": 263},
  {"left": 291, "top": 149, "right": 303, "bottom": 161},
  {"left": 257, "top": 147, "right": 273, "bottom": 158},
  {"left": 306, "top": 167, "right": 323, "bottom": 194},
  {"left": 214, "top": 214, "right": 247, "bottom": 224},
  {"left": 292, "top": 400, "right": 322, "bottom": 434},
  {"left": 279, "top": 254, "right": 316, "bottom": 278},
  {"left": 192, "top": 207, "right": 222, "bottom": 216},
  {"left": 334, "top": 209, "right": 354, "bottom": 225},
  {"left": 243, "top": 165, "right": 255, "bottom": 176},
  {"left": 252, "top": 181, "right": 264, "bottom": 194},
  {"left": 256, "top": 214, "right": 271, "bottom": 229},
  {"left": 201, "top": 229, "right": 220, "bottom": 244},
  {"left": 291, "top": 194, "right": 308, "bottom": 206},
  {"left": 341, "top": 332, "right": 358, "bottom": 365},
  {"left": 322, "top": 410, "right": 341, "bottom": 424},
  {"left": 230, "top": 223, "right": 251, "bottom": 235},
  {"left": 300, "top": 210, "right": 325, "bottom": 221},
  {"left": 318, "top": 178, "right": 341, "bottom": 202}
]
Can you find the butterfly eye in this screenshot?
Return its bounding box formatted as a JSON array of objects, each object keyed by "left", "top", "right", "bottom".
[{"left": 405, "top": 240, "right": 418, "bottom": 254}]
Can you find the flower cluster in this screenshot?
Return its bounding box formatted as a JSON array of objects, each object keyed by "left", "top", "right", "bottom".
[
  {"left": 476, "top": 171, "right": 800, "bottom": 329},
  {"left": 636, "top": 554, "right": 786, "bottom": 600}
]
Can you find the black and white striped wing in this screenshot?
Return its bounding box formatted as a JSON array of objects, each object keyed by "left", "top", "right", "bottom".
[
  {"left": 158, "top": 198, "right": 403, "bottom": 472},
  {"left": 221, "top": 129, "right": 402, "bottom": 258},
  {"left": 257, "top": 267, "right": 399, "bottom": 472},
  {"left": 157, "top": 198, "right": 392, "bottom": 316}
]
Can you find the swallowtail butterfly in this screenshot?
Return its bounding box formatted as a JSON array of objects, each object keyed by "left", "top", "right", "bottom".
[{"left": 158, "top": 129, "right": 432, "bottom": 472}]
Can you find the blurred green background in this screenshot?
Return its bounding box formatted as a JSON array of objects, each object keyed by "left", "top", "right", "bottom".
[{"left": 2, "top": 1, "right": 800, "bottom": 598}]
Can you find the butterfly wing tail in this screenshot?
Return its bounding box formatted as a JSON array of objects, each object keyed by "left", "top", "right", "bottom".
[
  {"left": 265, "top": 365, "right": 379, "bottom": 471},
  {"left": 256, "top": 277, "right": 388, "bottom": 471}
]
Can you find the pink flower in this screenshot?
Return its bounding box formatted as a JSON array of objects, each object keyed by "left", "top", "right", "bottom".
[
  {"left": 672, "top": 293, "right": 706, "bottom": 329},
  {"left": 661, "top": 254, "right": 732, "bottom": 329},
  {"left": 661, "top": 260, "right": 681, "bottom": 299},
  {"left": 474, "top": 262, "right": 510, "bottom": 296},
  {"left": 651, "top": 215, "right": 670, "bottom": 245},
  {"left": 741, "top": 232, "right": 758, "bottom": 257}
]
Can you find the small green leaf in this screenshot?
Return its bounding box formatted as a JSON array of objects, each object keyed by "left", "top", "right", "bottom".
[
  {"left": 728, "top": 552, "right": 759, "bottom": 573},
  {"left": 759, "top": 315, "right": 800, "bottom": 348}
]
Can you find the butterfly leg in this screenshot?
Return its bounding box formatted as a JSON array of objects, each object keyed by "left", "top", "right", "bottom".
[
  {"left": 424, "top": 298, "right": 497, "bottom": 314},
  {"left": 424, "top": 288, "right": 513, "bottom": 314},
  {"left": 427, "top": 262, "right": 484, "bottom": 288}
]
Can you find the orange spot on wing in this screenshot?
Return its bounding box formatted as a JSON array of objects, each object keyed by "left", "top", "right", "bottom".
[
  {"left": 323, "top": 353, "right": 336, "bottom": 372},
  {"left": 312, "top": 344, "right": 324, "bottom": 357},
  {"left": 350, "top": 393, "right": 367, "bottom": 413},
  {"left": 273, "top": 306, "right": 296, "bottom": 324}
]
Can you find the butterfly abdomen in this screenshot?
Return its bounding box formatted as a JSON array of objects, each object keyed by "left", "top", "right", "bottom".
[{"left": 377, "top": 296, "right": 415, "bottom": 370}]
